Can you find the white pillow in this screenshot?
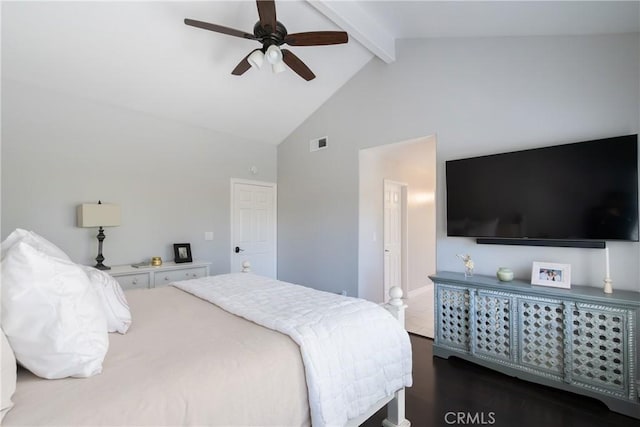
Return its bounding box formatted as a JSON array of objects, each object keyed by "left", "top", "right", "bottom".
[
  {"left": 1, "top": 228, "right": 70, "bottom": 262},
  {"left": 83, "top": 267, "right": 132, "bottom": 334},
  {"left": 1, "top": 242, "right": 108, "bottom": 379},
  {"left": 0, "top": 329, "right": 16, "bottom": 422}
]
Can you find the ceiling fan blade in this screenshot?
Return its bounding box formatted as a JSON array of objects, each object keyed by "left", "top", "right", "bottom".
[
  {"left": 284, "top": 31, "right": 348, "bottom": 46},
  {"left": 231, "top": 49, "right": 260, "bottom": 76},
  {"left": 282, "top": 49, "right": 315, "bottom": 81},
  {"left": 256, "top": 0, "right": 277, "bottom": 33},
  {"left": 184, "top": 18, "right": 256, "bottom": 41}
]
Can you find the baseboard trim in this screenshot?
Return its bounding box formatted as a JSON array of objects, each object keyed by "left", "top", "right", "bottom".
[{"left": 408, "top": 284, "right": 433, "bottom": 299}]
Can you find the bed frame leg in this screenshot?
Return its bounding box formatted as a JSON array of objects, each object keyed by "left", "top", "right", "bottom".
[
  {"left": 382, "top": 286, "right": 410, "bottom": 427},
  {"left": 382, "top": 388, "right": 410, "bottom": 427}
]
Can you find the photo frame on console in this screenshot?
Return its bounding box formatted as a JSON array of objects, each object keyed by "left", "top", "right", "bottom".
[
  {"left": 173, "top": 243, "right": 192, "bottom": 263},
  {"left": 531, "top": 261, "right": 571, "bottom": 289}
]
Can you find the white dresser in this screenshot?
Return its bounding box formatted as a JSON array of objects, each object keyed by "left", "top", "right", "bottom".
[{"left": 108, "top": 261, "right": 211, "bottom": 290}]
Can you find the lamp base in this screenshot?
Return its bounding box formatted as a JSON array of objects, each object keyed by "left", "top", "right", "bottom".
[{"left": 94, "top": 226, "right": 111, "bottom": 271}]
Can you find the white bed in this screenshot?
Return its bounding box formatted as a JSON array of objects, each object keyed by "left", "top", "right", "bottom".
[
  {"left": 3, "top": 272, "right": 412, "bottom": 427},
  {"left": 5, "top": 285, "right": 310, "bottom": 426}
]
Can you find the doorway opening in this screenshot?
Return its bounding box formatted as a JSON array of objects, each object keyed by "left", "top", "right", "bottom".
[{"left": 358, "top": 135, "right": 437, "bottom": 338}]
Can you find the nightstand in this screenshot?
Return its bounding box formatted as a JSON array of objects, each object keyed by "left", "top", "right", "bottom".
[{"left": 108, "top": 261, "right": 211, "bottom": 290}]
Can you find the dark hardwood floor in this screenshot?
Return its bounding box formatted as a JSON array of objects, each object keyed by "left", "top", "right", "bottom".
[{"left": 362, "top": 334, "right": 638, "bottom": 427}]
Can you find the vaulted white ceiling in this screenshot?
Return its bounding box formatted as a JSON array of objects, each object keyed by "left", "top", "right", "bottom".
[{"left": 3, "top": 1, "right": 638, "bottom": 145}]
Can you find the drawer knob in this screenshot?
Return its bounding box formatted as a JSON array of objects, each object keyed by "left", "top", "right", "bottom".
[{"left": 132, "top": 279, "right": 138, "bottom": 285}]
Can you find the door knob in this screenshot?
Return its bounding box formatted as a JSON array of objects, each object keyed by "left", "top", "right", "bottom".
[{"left": 235, "top": 246, "right": 244, "bottom": 253}]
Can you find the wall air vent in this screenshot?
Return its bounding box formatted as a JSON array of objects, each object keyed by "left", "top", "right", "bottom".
[{"left": 310, "top": 136, "right": 328, "bottom": 152}]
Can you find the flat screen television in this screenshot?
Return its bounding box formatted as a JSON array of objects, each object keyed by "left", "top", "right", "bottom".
[{"left": 446, "top": 134, "right": 639, "bottom": 246}]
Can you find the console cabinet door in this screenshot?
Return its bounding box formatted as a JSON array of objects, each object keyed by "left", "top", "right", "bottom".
[
  {"left": 569, "top": 302, "right": 631, "bottom": 398},
  {"left": 517, "top": 297, "right": 565, "bottom": 379},
  {"left": 473, "top": 290, "right": 513, "bottom": 362},
  {"left": 436, "top": 284, "right": 471, "bottom": 352}
]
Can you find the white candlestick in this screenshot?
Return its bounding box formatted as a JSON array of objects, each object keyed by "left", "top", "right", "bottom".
[{"left": 605, "top": 247, "right": 610, "bottom": 279}]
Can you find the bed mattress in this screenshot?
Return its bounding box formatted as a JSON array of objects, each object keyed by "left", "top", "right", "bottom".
[{"left": 4, "top": 286, "right": 310, "bottom": 426}]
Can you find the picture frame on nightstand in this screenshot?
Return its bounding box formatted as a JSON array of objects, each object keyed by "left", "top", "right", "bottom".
[
  {"left": 173, "top": 243, "right": 192, "bottom": 263},
  {"left": 531, "top": 261, "right": 571, "bottom": 289}
]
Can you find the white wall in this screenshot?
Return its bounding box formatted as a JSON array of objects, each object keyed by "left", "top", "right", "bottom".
[
  {"left": 359, "top": 136, "right": 436, "bottom": 302},
  {"left": 278, "top": 33, "right": 640, "bottom": 295},
  {"left": 1, "top": 80, "right": 277, "bottom": 274}
]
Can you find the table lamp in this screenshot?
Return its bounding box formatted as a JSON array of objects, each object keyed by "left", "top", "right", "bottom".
[{"left": 77, "top": 201, "right": 121, "bottom": 270}]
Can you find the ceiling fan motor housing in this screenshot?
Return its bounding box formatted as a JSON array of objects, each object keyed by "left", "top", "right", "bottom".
[{"left": 253, "top": 21, "right": 288, "bottom": 48}]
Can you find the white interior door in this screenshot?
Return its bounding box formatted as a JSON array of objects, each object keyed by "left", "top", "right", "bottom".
[
  {"left": 383, "top": 180, "right": 406, "bottom": 302},
  {"left": 231, "top": 179, "right": 277, "bottom": 278}
]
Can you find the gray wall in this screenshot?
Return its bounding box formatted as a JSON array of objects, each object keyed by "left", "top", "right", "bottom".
[
  {"left": 278, "top": 33, "right": 640, "bottom": 295},
  {"left": 2, "top": 80, "right": 277, "bottom": 274}
]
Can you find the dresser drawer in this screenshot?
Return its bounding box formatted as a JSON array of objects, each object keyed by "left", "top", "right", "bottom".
[
  {"left": 153, "top": 267, "right": 208, "bottom": 287},
  {"left": 113, "top": 273, "right": 150, "bottom": 290}
]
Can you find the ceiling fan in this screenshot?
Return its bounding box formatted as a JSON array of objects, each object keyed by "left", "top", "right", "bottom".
[{"left": 184, "top": 0, "right": 348, "bottom": 81}]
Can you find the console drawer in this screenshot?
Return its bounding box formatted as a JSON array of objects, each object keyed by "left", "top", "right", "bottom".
[
  {"left": 113, "top": 273, "right": 150, "bottom": 290},
  {"left": 153, "top": 267, "right": 208, "bottom": 287}
]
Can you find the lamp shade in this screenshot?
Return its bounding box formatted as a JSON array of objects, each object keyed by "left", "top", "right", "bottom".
[
  {"left": 272, "top": 61, "right": 286, "bottom": 74},
  {"left": 265, "top": 44, "right": 283, "bottom": 65},
  {"left": 77, "top": 203, "right": 121, "bottom": 228},
  {"left": 248, "top": 49, "right": 265, "bottom": 69}
]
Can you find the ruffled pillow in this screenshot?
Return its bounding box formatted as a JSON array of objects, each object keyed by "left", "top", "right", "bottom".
[
  {"left": 1, "top": 242, "right": 108, "bottom": 379},
  {"left": 1, "top": 228, "right": 70, "bottom": 261},
  {"left": 83, "top": 267, "right": 132, "bottom": 334},
  {"left": 0, "top": 329, "right": 16, "bottom": 421}
]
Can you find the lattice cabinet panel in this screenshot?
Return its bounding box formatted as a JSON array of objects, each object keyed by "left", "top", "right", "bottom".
[
  {"left": 518, "top": 298, "right": 565, "bottom": 377},
  {"left": 474, "top": 291, "right": 512, "bottom": 362},
  {"left": 431, "top": 272, "right": 639, "bottom": 419},
  {"left": 436, "top": 285, "right": 471, "bottom": 352},
  {"left": 570, "top": 303, "right": 630, "bottom": 397}
]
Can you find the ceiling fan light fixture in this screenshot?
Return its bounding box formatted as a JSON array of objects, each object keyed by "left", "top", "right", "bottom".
[
  {"left": 184, "top": 0, "right": 349, "bottom": 80},
  {"left": 265, "top": 44, "right": 283, "bottom": 65},
  {"left": 272, "top": 61, "right": 287, "bottom": 74},
  {"left": 247, "top": 49, "right": 265, "bottom": 69}
]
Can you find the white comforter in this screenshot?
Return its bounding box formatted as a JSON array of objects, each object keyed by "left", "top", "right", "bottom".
[{"left": 172, "top": 273, "right": 412, "bottom": 427}]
